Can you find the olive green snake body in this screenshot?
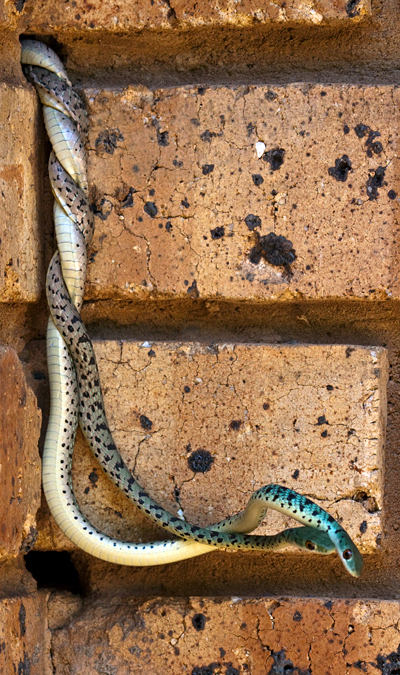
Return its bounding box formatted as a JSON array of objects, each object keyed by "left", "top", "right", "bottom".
[{"left": 21, "top": 39, "right": 363, "bottom": 575}]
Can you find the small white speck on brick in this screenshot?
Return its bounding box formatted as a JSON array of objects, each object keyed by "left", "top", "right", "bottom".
[
  {"left": 140, "top": 341, "right": 152, "bottom": 348},
  {"left": 255, "top": 141, "right": 265, "bottom": 158}
]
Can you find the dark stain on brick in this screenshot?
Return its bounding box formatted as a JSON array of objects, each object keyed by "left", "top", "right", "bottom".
[
  {"left": 263, "top": 147, "right": 285, "bottom": 171},
  {"left": 247, "top": 122, "right": 256, "bottom": 136},
  {"left": 139, "top": 414, "right": 153, "bottom": 431},
  {"left": 202, "top": 164, "right": 215, "bottom": 175},
  {"left": 187, "top": 280, "right": 199, "bottom": 298},
  {"left": 321, "top": 429, "right": 328, "bottom": 437},
  {"left": 292, "top": 469, "right": 300, "bottom": 480},
  {"left": 244, "top": 214, "right": 262, "bottom": 231},
  {"left": 317, "top": 415, "right": 328, "bottom": 425},
  {"left": 359, "top": 520, "right": 368, "bottom": 534},
  {"left": 388, "top": 190, "right": 397, "bottom": 200},
  {"left": 252, "top": 174, "right": 264, "bottom": 186},
  {"left": 249, "top": 232, "right": 296, "bottom": 271},
  {"left": 95, "top": 129, "right": 124, "bottom": 155},
  {"left": 268, "top": 649, "right": 310, "bottom": 674},
  {"left": 121, "top": 187, "right": 136, "bottom": 208},
  {"left": 354, "top": 124, "right": 383, "bottom": 156},
  {"left": 354, "top": 123, "right": 369, "bottom": 138},
  {"left": 14, "top": 0, "right": 26, "bottom": 11},
  {"left": 18, "top": 603, "right": 26, "bottom": 637},
  {"left": 225, "top": 665, "right": 240, "bottom": 675},
  {"left": 200, "top": 130, "right": 220, "bottom": 143},
  {"left": 229, "top": 420, "right": 241, "bottom": 430},
  {"left": 33, "top": 370, "right": 46, "bottom": 381},
  {"left": 17, "top": 652, "right": 31, "bottom": 675},
  {"left": 148, "top": 349, "right": 156, "bottom": 357},
  {"left": 345, "top": 0, "right": 361, "bottom": 16},
  {"left": 211, "top": 226, "right": 225, "bottom": 239},
  {"left": 293, "top": 611, "right": 302, "bottom": 622},
  {"left": 188, "top": 449, "right": 214, "bottom": 473},
  {"left": 367, "top": 644, "right": 400, "bottom": 674},
  {"left": 166, "top": 221, "right": 172, "bottom": 232},
  {"left": 343, "top": 124, "right": 350, "bottom": 134},
  {"left": 192, "top": 613, "right": 207, "bottom": 631},
  {"left": 328, "top": 155, "right": 352, "bottom": 182},
  {"left": 181, "top": 198, "right": 190, "bottom": 209},
  {"left": 88, "top": 469, "right": 98, "bottom": 485},
  {"left": 326, "top": 384, "right": 334, "bottom": 391},
  {"left": 184, "top": 385, "right": 191, "bottom": 393},
  {"left": 192, "top": 664, "right": 220, "bottom": 675},
  {"left": 144, "top": 201, "right": 158, "bottom": 218},
  {"left": 346, "top": 346, "right": 355, "bottom": 358},
  {"left": 156, "top": 129, "right": 169, "bottom": 146},
  {"left": 367, "top": 166, "right": 386, "bottom": 200},
  {"left": 265, "top": 90, "right": 278, "bottom": 101},
  {"left": 91, "top": 198, "right": 113, "bottom": 220},
  {"left": 365, "top": 131, "right": 383, "bottom": 157}
]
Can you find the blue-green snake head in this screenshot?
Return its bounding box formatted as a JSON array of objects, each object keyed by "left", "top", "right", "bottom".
[
  {"left": 337, "top": 531, "right": 364, "bottom": 577},
  {"left": 291, "top": 527, "right": 336, "bottom": 555}
]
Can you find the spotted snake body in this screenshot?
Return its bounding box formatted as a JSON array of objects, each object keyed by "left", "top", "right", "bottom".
[{"left": 21, "top": 39, "right": 363, "bottom": 576}]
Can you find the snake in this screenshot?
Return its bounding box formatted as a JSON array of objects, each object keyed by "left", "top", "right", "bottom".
[{"left": 21, "top": 39, "right": 363, "bottom": 576}]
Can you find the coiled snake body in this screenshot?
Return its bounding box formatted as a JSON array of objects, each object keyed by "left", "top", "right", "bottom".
[{"left": 21, "top": 40, "right": 363, "bottom": 576}]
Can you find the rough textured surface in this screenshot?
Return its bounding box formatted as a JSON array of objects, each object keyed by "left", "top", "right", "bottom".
[
  {"left": 0, "top": 592, "right": 50, "bottom": 675},
  {"left": 19, "top": 0, "right": 371, "bottom": 34},
  {"left": 0, "top": 346, "right": 41, "bottom": 559},
  {"left": 47, "top": 592, "right": 83, "bottom": 631},
  {"left": 0, "top": 84, "right": 43, "bottom": 302},
  {"left": 36, "top": 341, "right": 386, "bottom": 554},
  {"left": 51, "top": 596, "right": 400, "bottom": 674},
  {"left": 83, "top": 84, "right": 400, "bottom": 303}
]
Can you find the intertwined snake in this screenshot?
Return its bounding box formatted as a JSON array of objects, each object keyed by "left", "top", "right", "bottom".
[{"left": 21, "top": 39, "right": 363, "bottom": 576}]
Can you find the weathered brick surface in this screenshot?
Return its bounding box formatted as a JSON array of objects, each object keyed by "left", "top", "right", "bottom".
[
  {"left": 0, "top": 84, "right": 42, "bottom": 302},
  {"left": 83, "top": 84, "right": 400, "bottom": 303},
  {"left": 51, "top": 596, "right": 400, "bottom": 674},
  {"left": 0, "top": 346, "right": 41, "bottom": 559},
  {"left": 0, "top": 592, "right": 50, "bottom": 675},
  {"left": 19, "top": 0, "right": 371, "bottom": 34},
  {"left": 36, "top": 341, "right": 386, "bottom": 553}
]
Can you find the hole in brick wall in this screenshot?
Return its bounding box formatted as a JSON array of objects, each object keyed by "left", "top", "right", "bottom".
[{"left": 24, "top": 552, "right": 82, "bottom": 594}]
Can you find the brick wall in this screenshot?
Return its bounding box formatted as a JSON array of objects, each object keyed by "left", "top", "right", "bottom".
[{"left": 1, "top": 0, "right": 400, "bottom": 671}]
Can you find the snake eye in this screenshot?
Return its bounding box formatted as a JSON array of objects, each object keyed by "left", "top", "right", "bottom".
[
  {"left": 305, "top": 540, "right": 315, "bottom": 551},
  {"left": 343, "top": 549, "right": 353, "bottom": 560}
]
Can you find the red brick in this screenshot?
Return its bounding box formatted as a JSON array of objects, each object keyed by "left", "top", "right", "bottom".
[
  {"left": 36, "top": 341, "right": 386, "bottom": 554},
  {"left": 0, "top": 346, "right": 41, "bottom": 559},
  {"left": 0, "top": 85, "right": 43, "bottom": 302},
  {"left": 20, "top": 0, "right": 371, "bottom": 34},
  {"left": 83, "top": 84, "right": 400, "bottom": 303},
  {"left": 50, "top": 596, "right": 400, "bottom": 674},
  {"left": 0, "top": 592, "right": 50, "bottom": 675}
]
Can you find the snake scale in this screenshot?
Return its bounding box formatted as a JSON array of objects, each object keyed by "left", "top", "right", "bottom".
[{"left": 21, "top": 39, "right": 363, "bottom": 576}]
